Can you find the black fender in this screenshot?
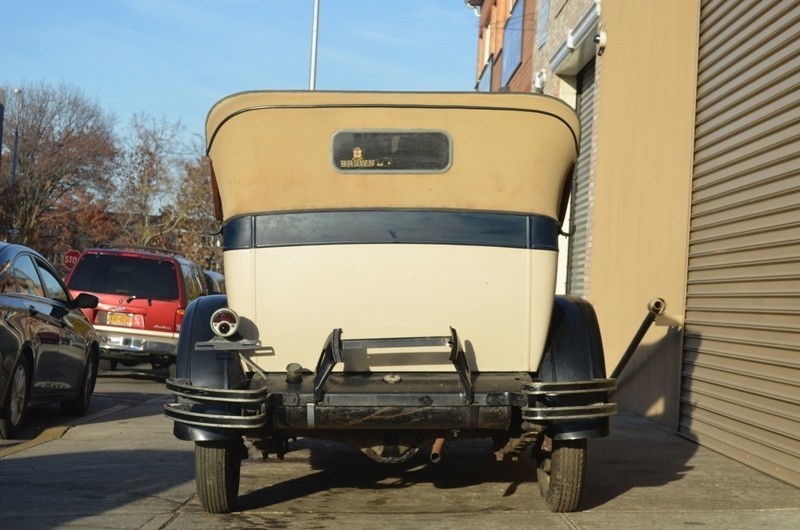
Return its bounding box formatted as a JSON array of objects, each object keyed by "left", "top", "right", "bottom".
[
  {"left": 176, "top": 294, "right": 235, "bottom": 382},
  {"left": 537, "top": 295, "right": 611, "bottom": 440},
  {"left": 173, "top": 294, "right": 247, "bottom": 442}
]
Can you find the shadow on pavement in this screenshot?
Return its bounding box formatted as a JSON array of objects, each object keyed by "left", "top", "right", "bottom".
[
  {"left": 237, "top": 412, "right": 698, "bottom": 512},
  {"left": 0, "top": 448, "right": 193, "bottom": 529},
  {"left": 237, "top": 437, "right": 536, "bottom": 512}
]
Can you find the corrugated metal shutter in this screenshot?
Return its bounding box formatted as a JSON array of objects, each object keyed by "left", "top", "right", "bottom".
[
  {"left": 566, "top": 59, "right": 596, "bottom": 296},
  {"left": 683, "top": 0, "right": 800, "bottom": 487}
]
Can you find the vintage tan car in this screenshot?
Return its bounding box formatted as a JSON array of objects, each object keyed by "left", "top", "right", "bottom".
[{"left": 165, "top": 91, "right": 632, "bottom": 514}]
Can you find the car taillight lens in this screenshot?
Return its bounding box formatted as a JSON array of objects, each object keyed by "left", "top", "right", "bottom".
[
  {"left": 175, "top": 309, "right": 185, "bottom": 332},
  {"left": 210, "top": 308, "right": 239, "bottom": 338}
]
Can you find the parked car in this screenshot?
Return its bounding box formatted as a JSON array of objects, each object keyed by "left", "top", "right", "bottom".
[
  {"left": 163, "top": 91, "right": 658, "bottom": 514},
  {"left": 0, "top": 242, "right": 99, "bottom": 439},
  {"left": 203, "top": 270, "right": 225, "bottom": 294},
  {"left": 65, "top": 246, "right": 207, "bottom": 376}
]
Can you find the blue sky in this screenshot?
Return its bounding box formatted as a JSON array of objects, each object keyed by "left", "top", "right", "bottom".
[{"left": 2, "top": 0, "right": 481, "bottom": 142}]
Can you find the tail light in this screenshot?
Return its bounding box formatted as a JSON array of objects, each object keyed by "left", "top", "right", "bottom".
[
  {"left": 175, "top": 308, "right": 186, "bottom": 332},
  {"left": 210, "top": 308, "right": 239, "bottom": 338}
]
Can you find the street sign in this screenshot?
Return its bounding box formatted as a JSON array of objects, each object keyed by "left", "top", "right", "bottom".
[{"left": 63, "top": 249, "right": 81, "bottom": 269}]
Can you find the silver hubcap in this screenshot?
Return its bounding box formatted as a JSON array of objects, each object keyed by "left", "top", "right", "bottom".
[{"left": 9, "top": 364, "right": 27, "bottom": 426}]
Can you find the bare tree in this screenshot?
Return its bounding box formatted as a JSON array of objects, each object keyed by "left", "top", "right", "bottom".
[
  {"left": 173, "top": 153, "right": 222, "bottom": 271},
  {"left": 0, "top": 81, "right": 117, "bottom": 254},
  {"left": 0, "top": 81, "right": 218, "bottom": 272},
  {"left": 113, "top": 113, "right": 189, "bottom": 247}
]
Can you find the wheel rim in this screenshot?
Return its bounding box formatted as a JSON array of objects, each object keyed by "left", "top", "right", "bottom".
[{"left": 9, "top": 364, "right": 27, "bottom": 426}]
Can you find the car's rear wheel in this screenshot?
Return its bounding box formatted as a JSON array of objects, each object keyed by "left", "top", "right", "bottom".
[
  {"left": 195, "top": 439, "right": 242, "bottom": 513},
  {"left": 62, "top": 352, "right": 97, "bottom": 416},
  {"left": 535, "top": 436, "right": 587, "bottom": 512},
  {"left": 0, "top": 356, "right": 30, "bottom": 439}
]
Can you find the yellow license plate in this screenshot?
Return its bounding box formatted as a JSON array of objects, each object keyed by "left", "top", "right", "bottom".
[{"left": 107, "top": 312, "right": 133, "bottom": 327}]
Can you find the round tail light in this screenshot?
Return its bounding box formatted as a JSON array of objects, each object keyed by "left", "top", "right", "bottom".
[{"left": 210, "top": 308, "right": 239, "bottom": 338}]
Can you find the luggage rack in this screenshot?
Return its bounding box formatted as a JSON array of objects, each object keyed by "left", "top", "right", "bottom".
[{"left": 314, "top": 327, "right": 473, "bottom": 404}]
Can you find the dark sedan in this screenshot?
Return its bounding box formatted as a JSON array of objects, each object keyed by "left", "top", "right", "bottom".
[{"left": 0, "top": 243, "right": 100, "bottom": 439}]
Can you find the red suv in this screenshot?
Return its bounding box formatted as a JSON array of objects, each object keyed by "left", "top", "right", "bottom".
[{"left": 65, "top": 246, "right": 208, "bottom": 376}]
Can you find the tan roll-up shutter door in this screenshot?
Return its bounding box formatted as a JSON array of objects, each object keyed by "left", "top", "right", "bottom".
[
  {"left": 566, "top": 59, "right": 596, "bottom": 297},
  {"left": 683, "top": 0, "right": 800, "bottom": 487}
]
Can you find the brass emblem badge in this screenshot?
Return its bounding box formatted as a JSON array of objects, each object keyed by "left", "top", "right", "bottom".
[{"left": 340, "top": 145, "right": 378, "bottom": 168}]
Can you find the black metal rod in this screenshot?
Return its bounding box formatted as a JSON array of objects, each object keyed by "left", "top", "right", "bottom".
[{"left": 611, "top": 298, "right": 666, "bottom": 379}]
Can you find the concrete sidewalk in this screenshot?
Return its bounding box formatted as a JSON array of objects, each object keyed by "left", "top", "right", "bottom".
[{"left": 1, "top": 396, "right": 798, "bottom": 529}]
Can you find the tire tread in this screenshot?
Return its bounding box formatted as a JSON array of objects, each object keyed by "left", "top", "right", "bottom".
[{"left": 195, "top": 440, "right": 241, "bottom": 513}]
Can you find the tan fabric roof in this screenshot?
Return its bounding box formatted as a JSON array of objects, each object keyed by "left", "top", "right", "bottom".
[{"left": 205, "top": 91, "right": 580, "bottom": 221}]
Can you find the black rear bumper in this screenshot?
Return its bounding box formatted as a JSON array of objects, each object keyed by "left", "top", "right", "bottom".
[
  {"left": 165, "top": 370, "right": 616, "bottom": 434},
  {"left": 164, "top": 327, "right": 617, "bottom": 440}
]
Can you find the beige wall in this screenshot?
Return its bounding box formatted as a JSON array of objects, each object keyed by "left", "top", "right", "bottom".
[{"left": 590, "top": 0, "right": 700, "bottom": 427}]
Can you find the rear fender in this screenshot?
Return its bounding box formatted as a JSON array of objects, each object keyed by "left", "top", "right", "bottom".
[
  {"left": 176, "top": 295, "right": 245, "bottom": 384},
  {"left": 537, "top": 295, "right": 611, "bottom": 440},
  {"left": 173, "top": 294, "right": 248, "bottom": 441}
]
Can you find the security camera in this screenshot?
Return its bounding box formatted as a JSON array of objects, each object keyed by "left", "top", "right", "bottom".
[{"left": 594, "top": 31, "right": 607, "bottom": 55}]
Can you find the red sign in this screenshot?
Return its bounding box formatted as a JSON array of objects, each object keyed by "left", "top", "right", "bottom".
[{"left": 63, "top": 249, "right": 81, "bottom": 269}]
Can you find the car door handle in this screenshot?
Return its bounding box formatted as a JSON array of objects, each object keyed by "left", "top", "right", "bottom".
[{"left": 28, "top": 305, "right": 39, "bottom": 316}]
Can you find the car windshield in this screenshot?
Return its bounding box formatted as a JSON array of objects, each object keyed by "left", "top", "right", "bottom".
[{"left": 68, "top": 254, "right": 179, "bottom": 300}]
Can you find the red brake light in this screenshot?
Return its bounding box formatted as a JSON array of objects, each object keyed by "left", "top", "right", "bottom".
[
  {"left": 175, "top": 308, "right": 186, "bottom": 332},
  {"left": 210, "top": 308, "right": 239, "bottom": 337}
]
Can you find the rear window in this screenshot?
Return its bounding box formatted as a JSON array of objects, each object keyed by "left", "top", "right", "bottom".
[
  {"left": 68, "top": 254, "right": 179, "bottom": 300},
  {"left": 333, "top": 130, "right": 451, "bottom": 173}
]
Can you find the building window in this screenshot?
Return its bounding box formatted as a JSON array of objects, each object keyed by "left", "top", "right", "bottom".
[
  {"left": 501, "top": 0, "right": 524, "bottom": 87},
  {"left": 536, "top": 0, "right": 550, "bottom": 49},
  {"left": 482, "top": 22, "right": 492, "bottom": 66}
]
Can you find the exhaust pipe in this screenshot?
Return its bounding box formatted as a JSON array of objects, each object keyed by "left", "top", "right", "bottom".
[
  {"left": 430, "top": 437, "right": 445, "bottom": 463},
  {"left": 611, "top": 298, "right": 666, "bottom": 379}
]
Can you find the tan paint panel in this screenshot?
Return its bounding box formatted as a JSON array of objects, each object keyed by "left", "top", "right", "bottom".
[
  {"left": 225, "top": 244, "right": 557, "bottom": 373},
  {"left": 587, "top": 0, "right": 700, "bottom": 426}
]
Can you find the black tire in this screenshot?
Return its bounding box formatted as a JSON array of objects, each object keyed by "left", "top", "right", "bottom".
[
  {"left": 195, "top": 440, "right": 242, "bottom": 513},
  {"left": 61, "top": 352, "right": 97, "bottom": 416},
  {"left": 536, "top": 437, "right": 587, "bottom": 512},
  {"left": 0, "top": 356, "right": 30, "bottom": 439}
]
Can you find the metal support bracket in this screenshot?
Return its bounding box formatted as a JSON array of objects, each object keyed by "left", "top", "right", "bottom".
[{"left": 312, "top": 327, "right": 473, "bottom": 403}]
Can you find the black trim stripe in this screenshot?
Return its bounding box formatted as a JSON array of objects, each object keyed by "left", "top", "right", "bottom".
[{"left": 222, "top": 211, "right": 560, "bottom": 251}]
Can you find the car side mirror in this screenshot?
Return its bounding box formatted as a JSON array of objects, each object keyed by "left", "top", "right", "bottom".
[{"left": 71, "top": 292, "right": 99, "bottom": 309}]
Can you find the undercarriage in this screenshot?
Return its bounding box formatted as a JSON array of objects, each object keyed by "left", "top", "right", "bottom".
[{"left": 165, "top": 323, "right": 618, "bottom": 513}]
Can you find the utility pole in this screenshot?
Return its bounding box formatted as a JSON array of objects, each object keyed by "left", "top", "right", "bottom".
[{"left": 309, "top": 0, "right": 320, "bottom": 90}]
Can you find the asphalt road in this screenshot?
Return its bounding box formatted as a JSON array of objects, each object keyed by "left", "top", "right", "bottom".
[{"left": 1, "top": 367, "right": 798, "bottom": 529}]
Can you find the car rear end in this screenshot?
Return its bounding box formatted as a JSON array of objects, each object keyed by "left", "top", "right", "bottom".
[
  {"left": 66, "top": 249, "right": 186, "bottom": 369},
  {"left": 165, "top": 91, "right": 618, "bottom": 514}
]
